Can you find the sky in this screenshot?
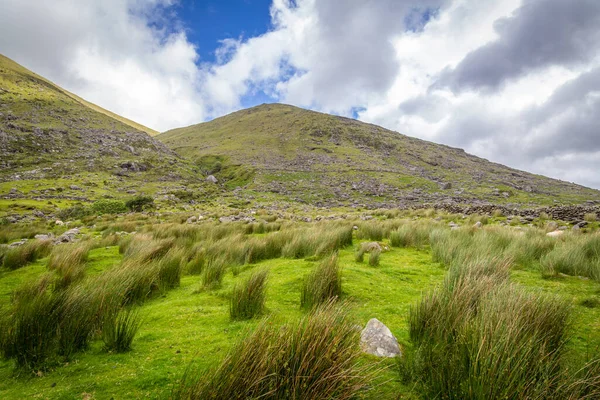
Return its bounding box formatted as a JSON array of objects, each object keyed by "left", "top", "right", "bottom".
[{"left": 0, "top": 0, "right": 600, "bottom": 189}]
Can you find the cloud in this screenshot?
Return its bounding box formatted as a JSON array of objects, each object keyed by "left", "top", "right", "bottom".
[
  {"left": 1, "top": 0, "right": 600, "bottom": 189},
  {"left": 0, "top": 0, "right": 205, "bottom": 131},
  {"left": 434, "top": 0, "right": 600, "bottom": 92}
]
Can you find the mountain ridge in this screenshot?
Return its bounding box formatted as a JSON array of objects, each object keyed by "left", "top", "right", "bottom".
[{"left": 158, "top": 103, "right": 600, "bottom": 207}]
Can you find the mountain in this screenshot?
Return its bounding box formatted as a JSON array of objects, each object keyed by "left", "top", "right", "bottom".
[
  {"left": 0, "top": 54, "right": 210, "bottom": 214},
  {"left": 159, "top": 103, "right": 600, "bottom": 208}
]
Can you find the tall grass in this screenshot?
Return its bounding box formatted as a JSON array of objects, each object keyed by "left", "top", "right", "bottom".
[
  {"left": 540, "top": 233, "right": 600, "bottom": 280},
  {"left": 1, "top": 240, "right": 52, "bottom": 270},
  {"left": 301, "top": 253, "right": 342, "bottom": 309},
  {"left": 202, "top": 258, "right": 227, "bottom": 289},
  {"left": 175, "top": 301, "right": 374, "bottom": 400},
  {"left": 230, "top": 270, "right": 268, "bottom": 320},
  {"left": 390, "top": 223, "right": 431, "bottom": 249},
  {"left": 369, "top": 249, "right": 381, "bottom": 267},
  {"left": 102, "top": 308, "right": 141, "bottom": 353},
  {"left": 403, "top": 259, "right": 573, "bottom": 399},
  {"left": 47, "top": 243, "right": 91, "bottom": 290}
]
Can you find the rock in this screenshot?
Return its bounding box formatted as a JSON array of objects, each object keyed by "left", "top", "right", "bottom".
[
  {"left": 206, "top": 175, "right": 218, "bottom": 184},
  {"left": 34, "top": 234, "right": 52, "bottom": 240},
  {"left": 360, "top": 318, "right": 401, "bottom": 358},
  {"left": 219, "top": 216, "right": 234, "bottom": 223},
  {"left": 546, "top": 221, "right": 558, "bottom": 231},
  {"left": 55, "top": 228, "right": 80, "bottom": 243},
  {"left": 473, "top": 221, "right": 483, "bottom": 228},
  {"left": 440, "top": 182, "right": 452, "bottom": 190},
  {"left": 448, "top": 222, "right": 458, "bottom": 228},
  {"left": 186, "top": 216, "right": 197, "bottom": 224},
  {"left": 546, "top": 230, "right": 565, "bottom": 237},
  {"left": 352, "top": 225, "right": 359, "bottom": 230},
  {"left": 9, "top": 239, "right": 27, "bottom": 247},
  {"left": 558, "top": 226, "right": 568, "bottom": 231},
  {"left": 69, "top": 185, "right": 82, "bottom": 190},
  {"left": 55, "top": 220, "right": 64, "bottom": 226}
]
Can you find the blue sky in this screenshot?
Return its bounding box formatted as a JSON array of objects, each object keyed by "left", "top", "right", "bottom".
[{"left": 176, "top": 0, "right": 273, "bottom": 63}]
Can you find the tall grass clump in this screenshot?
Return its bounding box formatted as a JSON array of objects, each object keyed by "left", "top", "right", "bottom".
[
  {"left": 301, "top": 253, "right": 342, "bottom": 309},
  {"left": 202, "top": 258, "right": 227, "bottom": 289},
  {"left": 540, "top": 234, "right": 600, "bottom": 281},
  {"left": 1, "top": 239, "right": 52, "bottom": 270},
  {"left": 402, "top": 259, "right": 573, "bottom": 399},
  {"left": 47, "top": 243, "right": 91, "bottom": 290},
  {"left": 390, "top": 223, "right": 431, "bottom": 249},
  {"left": 175, "top": 301, "right": 374, "bottom": 400},
  {"left": 230, "top": 270, "right": 268, "bottom": 320},
  {"left": 186, "top": 248, "right": 205, "bottom": 275},
  {"left": 368, "top": 249, "right": 381, "bottom": 267},
  {"left": 102, "top": 308, "right": 141, "bottom": 353},
  {"left": 157, "top": 248, "right": 184, "bottom": 291}
]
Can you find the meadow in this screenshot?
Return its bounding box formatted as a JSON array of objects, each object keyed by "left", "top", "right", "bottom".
[{"left": 0, "top": 209, "right": 599, "bottom": 399}]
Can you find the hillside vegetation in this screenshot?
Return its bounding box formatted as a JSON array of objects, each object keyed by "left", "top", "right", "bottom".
[
  {"left": 159, "top": 104, "right": 600, "bottom": 207},
  {"left": 0, "top": 55, "right": 219, "bottom": 216}
]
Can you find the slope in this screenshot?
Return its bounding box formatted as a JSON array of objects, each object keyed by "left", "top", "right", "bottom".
[
  {"left": 0, "top": 54, "right": 211, "bottom": 214},
  {"left": 159, "top": 103, "right": 600, "bottom": 207}
]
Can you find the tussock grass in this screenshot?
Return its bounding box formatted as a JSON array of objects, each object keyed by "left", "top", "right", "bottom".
[
  {"left": 390, "top": 223, "right": 432, "bottom": 249},
  {"left": 102, "top": 309, "right": 141, "bottom": 353},
  {"left": 175, "top": 301, "right": 374, "bottom": 400},
  {"left": 404, "top": 260, "right": 572, "bottom": 399},
  {"left": 47, "top": 243, "right": 91, "bottom": 290},
  {"left": 1, "top": 240, "right": 52, "bottom": 270},
  {"left": 368, "top": 249, "right": 381, "bottom": 266},
  {"left": 230, "top": 269, "right": 268, "bottom": 320},
  {"left": 202, "top": 258, "right": 227, "bottom": 289},
  {"left": 540, "top": 233, "right": 600, "bottom": 280},
  {"left": 301, "top": 253, "right": 342, "bottom": 309}
]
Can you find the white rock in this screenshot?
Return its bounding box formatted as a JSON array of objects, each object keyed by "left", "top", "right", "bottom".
[
  {"left": 547, "top": 230, "right": 565, "bottom": 237},
  {"left": 55, "top": 220, "right": 64, "bottom": 226},
  {"left": 360, "top": 318, "right": 401, "bottom": 358}
]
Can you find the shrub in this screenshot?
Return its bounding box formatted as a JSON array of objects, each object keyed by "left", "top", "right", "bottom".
[
  {"left": 301, "top": 253, "right": 342, "bottom": 309},
  {"left": 175, "top": 301, "right": 373, "bottom": 400},
  {"left": 368, "top": 249, "right": 381, "bottom": 267},
  {"left": 102, "top": 308, "right": 141, "bottom": 353},
  {"left": 2, "top": 240, "right": 52, "bottom": 270},
  {"left": 125, "top": 196, "right": 154, "bottom": 212},
  {"left": 230, "top": 270, "right": 268, "bottom": 320},
  {"left": 91, "top": 199, "right": 127, "bottom": 215}
]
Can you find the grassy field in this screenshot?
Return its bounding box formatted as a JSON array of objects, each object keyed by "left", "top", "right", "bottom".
[{"left": 0, "top": 211, "right": 599, "bottom": 399}]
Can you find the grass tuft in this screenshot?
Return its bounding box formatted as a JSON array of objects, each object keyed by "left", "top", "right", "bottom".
[{"left": 230, "top": 270, "right": 268, "bottom": 320}]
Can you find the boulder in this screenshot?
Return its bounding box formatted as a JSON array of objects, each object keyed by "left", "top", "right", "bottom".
[
  {"left": 9, "top": 239, "right": 27, "bottom": 247},
  {"left": 206, "top": 175, "right": 218, "bottom": 184},
  {"left": 360, "top": 318, "right": 401, "bottom": 358},
  {"left": 546, "top": 230, "right": 565, "bottom": 237}
]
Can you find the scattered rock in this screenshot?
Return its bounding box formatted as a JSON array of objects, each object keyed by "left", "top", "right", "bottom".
[
  {"left": 439, "top": 182, "right": 452, "bottom": 190},
  {"left": 55, "top": 228, "right": 80, "bottom": 243},
  {"left": 55, "top": 220, "right": 64, "bottom": 226},
  {"left": 206, "top": 175, "right": 218, "bottom": 184},
  {"left": 546, "top": 230, "right": 565, "bottom": 237},
  {"left": 546, "top": 221, "right": 558, "bottom": 231},
  {"left": 34, "top": 234, "right": 53, "bottom": 240},
  {"left": 9, "top": 239, "right": 27, "bottom": 247},
  {"left": 186, "top": 216, "right": 197, "bottom": 224},
  {"left": 360, "top": 318, "right": 401, "bottom": 358},
  {"left": 473, "top": 221, "right": 483, "bottom": 228},
  {"left": 363, "top": 242, "right": 382, "bottom": 252}
]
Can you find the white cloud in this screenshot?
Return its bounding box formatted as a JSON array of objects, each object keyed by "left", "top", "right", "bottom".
[{"left": 1, "top": 0, "right": 600, "bottom": 189}]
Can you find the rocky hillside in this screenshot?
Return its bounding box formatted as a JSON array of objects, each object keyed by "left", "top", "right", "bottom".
[
  {"left": 0, "top": 54, "right": 211, "bottom": 213},
  {"left": 159, "top": 103, "right": 600, "bottom": 208}
]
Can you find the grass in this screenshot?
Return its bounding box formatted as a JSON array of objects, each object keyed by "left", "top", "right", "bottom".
[
  {"left": 1, "top": 240, "right": 52, "bottom": 271},
  {"left": 0, "top": 217, "right": 599, "bottom": 398},
  {"left": 102, "top": 309, "right": 141, "bottom": 353},
  {"left": 175, "top": 301, "right": 374, "bottom": 400},
  {"left": 230, "top": 269, "right": 268, "bottom": 320},
  {"left": 301, "top": 253, "right": 342, "bottom": 309}
]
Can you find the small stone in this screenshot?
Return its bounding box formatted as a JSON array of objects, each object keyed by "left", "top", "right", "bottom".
[{"left": 206, "top": 175, "right": 218, "bottom": 184}]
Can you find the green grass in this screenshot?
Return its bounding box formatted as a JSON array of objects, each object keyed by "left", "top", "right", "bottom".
[{"left": 1, "top": 220, "right": 600, "bottom": 398}]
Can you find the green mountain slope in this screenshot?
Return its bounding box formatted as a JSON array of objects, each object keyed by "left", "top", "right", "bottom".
[
  {"left": 0, "top": 54, "right": 210, "bottom": 214},
  {"left": 159, "top": 103, "right": 600, "bottom": 207}
]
